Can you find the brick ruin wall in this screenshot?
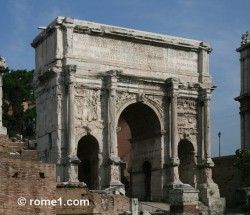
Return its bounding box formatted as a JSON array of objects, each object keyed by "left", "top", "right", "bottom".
[
  {"left": 212, "top": 155, "right": 244, "bottom": 209},
  {"left": 0, "top": 135, "right": 129, "bottom": 215},
  {"left": 0, "top": 152, "right": 56, "bottom": 215}
]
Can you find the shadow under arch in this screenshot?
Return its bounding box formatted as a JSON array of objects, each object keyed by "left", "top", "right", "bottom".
[
  {"left": 142, "top": 161, "right": 152, "bottom": 201},
  {"left": 77, "top": 134, "right": 99, "bottom": 189},
  {"left": 116, "top": 99, "right": 164, "bottom": 131},
  {"left": 178, "top": 139, "right": 196, "bottom": 188}
]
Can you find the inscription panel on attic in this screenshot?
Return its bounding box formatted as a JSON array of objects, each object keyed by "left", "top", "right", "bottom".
[{"left": 73, "top": 33, "right": 198, "bottom": 73}]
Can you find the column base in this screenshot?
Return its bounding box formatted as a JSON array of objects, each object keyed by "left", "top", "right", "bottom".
[
  {"left": 163, "top": 160, "right": 182, "bottom": 201},
  {"left": 108, "top": 162, "right": 125, "bottom": 191},
  {"left": 0, "top": 126, "right": 7, "bottom": 135},
  {"left": 66, "top": 156, "right": 81, "bottom": 183},
  {"left": 198, "top": 183, "right": 225, "bottom": 214},
  {"left": 103, "top": 156, "right": 125, "bottom": 193}
]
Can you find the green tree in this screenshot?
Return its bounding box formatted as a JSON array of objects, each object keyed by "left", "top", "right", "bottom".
[
  {"left": 234, "top": 148, "right": 250, "bottom": 185},
  {"left": 2, "top": 69, "right": 36, "bottom": 138},
  {"left": 234, "top": 148, "right": 250, "bottom": 214}
]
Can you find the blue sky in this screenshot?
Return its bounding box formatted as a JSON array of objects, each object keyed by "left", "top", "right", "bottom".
[{"left": 1, "top": 0, "right": 249, "bottom": 157}]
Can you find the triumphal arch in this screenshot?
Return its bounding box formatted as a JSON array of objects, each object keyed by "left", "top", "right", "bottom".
[{"left": 32, "top": 17, "right": 224, "bottom": 209}]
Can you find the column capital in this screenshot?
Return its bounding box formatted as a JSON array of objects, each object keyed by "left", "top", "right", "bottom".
[
  {"left": 198, "top": 158, "right": 214, "bottom": 168},
  {"left": 166, "top": 77, "right": 180, "bottom": 89},
  {"left": 105, "top": 70, "right": 122, "bottom": 86},
  {"left": 106, "top": 70, "right": 121, "bottom": 97},
  {"left": 67, "top": 155, "right": 81, "bottom": 165},
  {"left": 168, "top": 92, "right": 179, "bottom": 100},
  {"left": 105, "top": 69, "right": 122, "bottom": 78},
  {"left": 165, "top": 157, "right": 180, "bottom": 167},
  {"left": 0, "top": 56, "right": 8, "bottom": 71},
  {"left": 166, "top": 78, "right": 180, "bottom": 100},
  {"left": 61, "top": 18, "right": 75, "bottom": 31},
  {"left": 199, "top": 87, "right": 213, "bottom": 101},
  {"left": 199, "top": 41, "right": 213, "bottom": 53},
  {"left": 65, "top": 65, "right": 76, "bottom": 85},
  {"left": 66, "top": 64, "right": 77, "bottom": 74}
]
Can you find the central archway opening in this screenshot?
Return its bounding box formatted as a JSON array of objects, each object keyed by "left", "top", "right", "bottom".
[
  {"left": 77, "top": 135, "right": 99, "bottom": 189},
  {"left": 117, "top": 102, "right": 162, "bottom": 200},
  {"left": 178, "top": 139, "right": 196, "bottom": 188}
]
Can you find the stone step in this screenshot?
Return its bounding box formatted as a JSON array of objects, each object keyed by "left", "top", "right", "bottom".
[{"left": 139, "top": 201, "right": 170, "bottom": 213}]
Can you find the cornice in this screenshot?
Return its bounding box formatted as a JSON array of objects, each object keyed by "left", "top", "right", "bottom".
[{"left": 31, "top": 16, "right": 212, "bottom": 53}]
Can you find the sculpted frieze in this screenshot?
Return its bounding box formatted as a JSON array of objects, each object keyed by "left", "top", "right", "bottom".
[
  {"left": 177, "top": 97, "right": 198, "bottom": 137},
  {"left": 145, "top": 94, "right": 165, "bottom": 109},
  {"left": 177, "top": 97, "right": 198, "bottom": 115},
  {"left": 115, "top": 91, "right": 137, "bottom": 111},
  {"left": 75, "top": 88, "right": 101, "bottom": 122},
  {"left": 177, "top": 116, "right": 197, "bottom": 128}
]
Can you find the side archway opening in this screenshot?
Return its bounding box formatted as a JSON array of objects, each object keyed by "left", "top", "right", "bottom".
[
  {"left": 178, "top": 139, "right": 196, "bottom": 188},
  {"left": 77, "top": 135, "right": 99, "bottom": 189}
]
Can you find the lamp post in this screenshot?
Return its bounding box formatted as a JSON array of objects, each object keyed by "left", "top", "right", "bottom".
[{"left": 218, "top": 132, "right": 221, "bottom": 157}]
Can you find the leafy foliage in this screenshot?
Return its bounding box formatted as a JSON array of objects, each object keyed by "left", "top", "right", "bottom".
[
  {"left": 234, "top": 148, "right": 250, "bottom": 184},
  {"left": 245, "top": 195, "right": 250, "bottom": 215},
  {"left": 234, "top": 148, "right": 250, "bottom": 214},
  {"left": 2, "top": 69, "right": 36, "bottom": 138}
]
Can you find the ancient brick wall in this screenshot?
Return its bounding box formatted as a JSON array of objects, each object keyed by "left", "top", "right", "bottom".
[
  {"left": 0, "top": 153, "right": 56, "bottom": 215},
  {"left": 212, "top": 155, "right": 243, "bottom": 208},
  {"left": 56, "top": 184, "right": 130, "bottom": 215},
  {"left": 0, "top": 133, "right": 130, "bottom": 215}
]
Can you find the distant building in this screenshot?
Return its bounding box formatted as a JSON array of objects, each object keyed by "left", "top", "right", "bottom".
[
  {"left": 7, "top": 101, "right": 35, "bottom": 116},
  {"left": 235, "top": 31, "right": 250, "bottom": 149}
]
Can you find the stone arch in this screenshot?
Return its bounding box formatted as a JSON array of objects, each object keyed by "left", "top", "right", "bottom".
[
  {"left": 178, "top": 134, "right": 198, "bottom": 153},
  {"left": 116, "top": 101, "right": 163, "bottom": 200},
  {"left": 77, "top": 134, "right": 99, "bottom": 189},
  {"left": 116, "top": 99, "right": 164, "bottom": 131},
  {"left": 178, "top": 139, "right": 197, "bottom": 188}
]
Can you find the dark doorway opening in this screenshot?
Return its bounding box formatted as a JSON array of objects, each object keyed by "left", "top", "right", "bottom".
[
  {"left": 178, "top": 139, "right": 196, "bottom": 187},
  {"left": 143, "top": 161, "right": 151, "bottom": 201},
  {"left": 77, "top": 135, "right": 99, "bottom": 189}
]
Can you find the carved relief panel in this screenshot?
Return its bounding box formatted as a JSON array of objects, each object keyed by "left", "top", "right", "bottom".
[
  {"left": 74, "top": 88, "right": 104, "bottom": 138},
  {"left": 115, "top": 91, "right": 137, "bottom": 113},
  {"left": 115, "top": 90, "right": 166, "bottom": 118},
  {"left": 75, "top": 88, "right": 101, "bottom": 121},
  {"left": 177, "top": 97, "right": 198, "bottom": 139},
  {"left": 145, "top": 94, "right": 166, "bottom": 117}
]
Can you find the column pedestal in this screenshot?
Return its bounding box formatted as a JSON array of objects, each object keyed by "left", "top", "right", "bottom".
[
  {"left": 65, "top": 154, "right": 83, "bottom": 183},
  {"left": 163, "top": 158, "right": 182, "bottom": 201},
  {"left": 169, "top": 184, "right": 200, "bottom": 214},
  {"left": 109, "top": 156, "right": 124, "bottom": 187},
  {"left": 197, "top": 162, "right": 225, "bottom": 213}
]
